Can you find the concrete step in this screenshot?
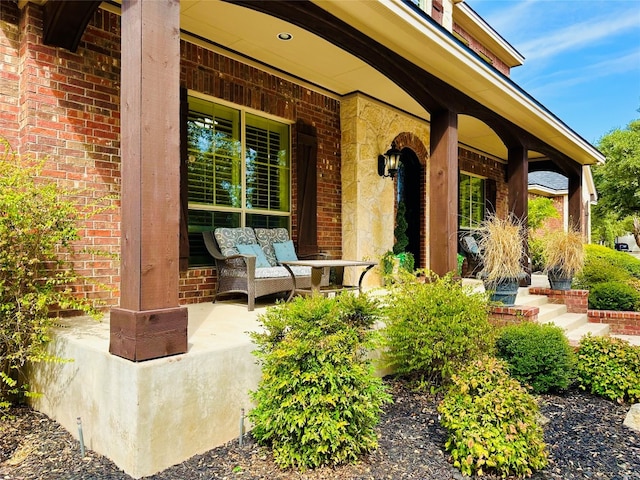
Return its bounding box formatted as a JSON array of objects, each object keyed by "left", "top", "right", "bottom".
[
  {"left": 566, "top": 322, "right": 610, "bottom": 345},
  {"left": 515, "top": 292, "right": 549, "bottom": 307},
  {"left": 612, "top": 335, "right": 640, "bottom": 346},
  {"left": 536, "top": 303, "right": 568, "bottom": 323},
  {"left": 519, "top": 289, "right": 613, "bottom": 345},
  {"left": 540, "top": 312, "right": 589, "bottom": 333}
]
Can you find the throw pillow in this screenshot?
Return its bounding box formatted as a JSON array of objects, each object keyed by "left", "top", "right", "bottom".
[
  {"left": 235, "top": 243, "right": 271, "bottom": 268},
  {"left": 273, "top": 240, "right": 298, "bottom": 263}
]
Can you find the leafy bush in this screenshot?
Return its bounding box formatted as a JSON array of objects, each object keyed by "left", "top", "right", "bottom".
[
  {"left": 381, "top": 272, "right": 494, "bottom": 387},
  {"left": 249, "top": 293, "right": 391, "bottom": 470},
  {"left": 588, "top": 281, "right": 640, "bottom": 312},
  {"left": 577, "top": 244, "right": 640, "bottom": 284},
  {"left": 380, "top": 251, "right": 414, "bottom": 279},
  {"left": 438, "top": 356, "right": 548, "bottom": 477},
  {"left": 0, "top": 147, "right": 106, "bottom": 409},
  {"left": 528, "top": 196, "right": 560, "bottom": 231},
  {"left": 528, "top": 235, "right": 545, "bottom": 273},
  {"left": 496, "top": 322, "right": 575, "bottom": 393},
  {"left": 576, "top": 335, "right": 640, "bottom": 403},
  {"left": 573, "top": 244, "right": 640, "bottom": 312},
  {"left": 573, "top": 256, "right": 630, "bottom": 288}
]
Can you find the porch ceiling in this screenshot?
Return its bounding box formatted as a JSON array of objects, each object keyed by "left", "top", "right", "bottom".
[
  {"left": 178, "top": 0, "right": 512, "bottom": 158},
  {"left": 106, "top": 0, "right": 597, "bottom": 166}
]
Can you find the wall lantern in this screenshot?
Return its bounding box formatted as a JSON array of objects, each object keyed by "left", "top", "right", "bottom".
[{"left": 377, "top": 141, "right": 401, "bottom": 179}]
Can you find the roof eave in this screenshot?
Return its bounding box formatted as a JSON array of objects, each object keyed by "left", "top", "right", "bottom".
[{"left": 313, "top": 0, "right": 604, "bottom": 166}]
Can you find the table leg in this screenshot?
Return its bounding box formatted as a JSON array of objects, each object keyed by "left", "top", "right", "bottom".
[
  {"left": 310, "top": 266, "right": 324, "bottom": 294},
  {"left": 333, "top": 266, "right": 345, "bottom": 288},
  {"left": 358, "top": 264, "right": 376, "bottom": 292},
  {"left": 281, "top": 263, "right": 297, "bottom": 302}
]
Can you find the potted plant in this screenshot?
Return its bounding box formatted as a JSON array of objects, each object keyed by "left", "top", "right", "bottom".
[
  {"left": 542, "top": 227, "right": 584, "bottom": 290},
  {"left": 380, "top": 201, "right": 415, "bottom": 281},
  {"left": 477, "top": 214, "right": 526, "bottom": 306},
  {"left": 380, "top": 250, "right": 415, "bottom": 279}
]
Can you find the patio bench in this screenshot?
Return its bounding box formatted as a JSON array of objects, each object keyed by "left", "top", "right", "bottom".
[{"left": 203, "top": 227, "right": 329, "bottom": 311}]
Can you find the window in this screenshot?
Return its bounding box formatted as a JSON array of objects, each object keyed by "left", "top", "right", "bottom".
[
  {"left": 459, "top": 172, "right": 485, "bottom": 229},
  {"left": 187, "top": 96, "right": 290, "bottom": 265}
]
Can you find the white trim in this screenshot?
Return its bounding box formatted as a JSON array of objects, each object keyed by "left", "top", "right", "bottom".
[{"left": 455, "top": 2, "right": 524, "bottom": 67}]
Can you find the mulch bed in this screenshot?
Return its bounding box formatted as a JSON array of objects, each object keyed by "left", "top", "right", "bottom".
[{"left": 1, "top": 379, "right": 638, "bottom": 480}]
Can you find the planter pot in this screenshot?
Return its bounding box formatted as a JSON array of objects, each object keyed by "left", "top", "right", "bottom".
[
  {"left": 483, "top": 277, "right": 520, "bottom": 306},
  {"left": 547, "top": 270, "right": 573, "bottom": 291}
]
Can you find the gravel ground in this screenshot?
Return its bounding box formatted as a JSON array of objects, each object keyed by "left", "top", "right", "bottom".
[{"left": 1, "top": 379, "right": 638, "bottom": 480}]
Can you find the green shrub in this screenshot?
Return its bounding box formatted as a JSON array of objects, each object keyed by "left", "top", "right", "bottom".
[
  {"left": 496, "top": 322, "right": 575, "bottom": 393},
  {"left": 573, "top": 256, "right": 630, "bottom": 289},
  {"left": 528, "top": 235, "right": 545, "bottom": 273},
  {"left": 588, "top": 281, "right": 640, "bottom": 312},
  {"left": 249, "top": 293, "right": 391, "bottom": 470},
  {"left": 381, "top": 272, "right": 494, "bottom": 387},
  {"left": 438, "top": 356, "right": 548, "bottom": 477},
  {"left": 0, "top": 146, "right": 107, "bottom": 409},
  {"left": 576, "top": 335, "right": 640, "bottom": 403},
  {"left": 575, "top": 245, "right": 640, "bottom": 287}
]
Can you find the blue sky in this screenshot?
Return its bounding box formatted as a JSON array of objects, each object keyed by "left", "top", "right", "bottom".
[{"left": 470, "top": 0, "right": 640, "bottom": 146}]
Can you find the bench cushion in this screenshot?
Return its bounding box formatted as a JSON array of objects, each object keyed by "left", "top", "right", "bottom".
[
  {"left": 214, "top": 227, "right": 257, "bottom": 257},
  {"left": 255, "top": 266, "right": 312, "bottom": 278},
  {"left": 255, "top": 227, "right": 290, "bottom": 266}
]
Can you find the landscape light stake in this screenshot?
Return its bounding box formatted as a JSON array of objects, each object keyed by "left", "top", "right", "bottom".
[
  {"left": 239, "top": 408, "right": 245, "bottom": 447},
  {"left": 77, "top": 417, "right": 86, "bottom": 457}
]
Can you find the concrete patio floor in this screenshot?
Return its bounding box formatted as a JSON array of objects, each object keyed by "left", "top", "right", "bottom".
[{"left": 28, "top": 276, "right": 639, "bottom": 478}]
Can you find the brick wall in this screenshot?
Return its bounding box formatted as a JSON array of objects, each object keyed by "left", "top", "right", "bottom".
[
  {"left": 0, "top": 2, "right": 20, "bottom": 147},
  {"left": 529, "top": 287, "right": 589, "bottom": 313},
  {"left": 459, "top": 148, "right": 508, "bottom": 218},
  {"left": 588, "top": 310, "right": 640, "bottom": 336},
  {"left": 489, "top": 305, "right": 539, "bottom": 328},
  {"left": 452, "top": 23, "right": 510, "bottom": 76},
  {"left": 2, "top": 5, "right": 122, "bottom": 309},
  {"left": 179, "top": 41, "right": 342, "bottom": 303}
]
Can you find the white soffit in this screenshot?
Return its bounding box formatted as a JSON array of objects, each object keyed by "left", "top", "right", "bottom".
[{"left": 313, "top": 0, "right": 603, "bottom": 165}]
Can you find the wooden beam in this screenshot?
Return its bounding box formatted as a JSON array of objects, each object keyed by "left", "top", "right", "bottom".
[
  {"left": 43, "top": 0, "right": 101, "bottom": 52},
  {"left": 507, "top": 146, "right": 530, "bottom": 285},
  {"left": 429, "top": 109, "right": 458, "bottom": 276},
  {"left": 507, "top": 146, "right": 528, "bottom": 221},
  {"left": 568, "top": 170, "right": 584, "bottom": 233},
  {"left": 110, "top": 0, "right": 187, "bottom": 362}
]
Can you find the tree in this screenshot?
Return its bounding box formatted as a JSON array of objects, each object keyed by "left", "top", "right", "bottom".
[
  {"left": 528, "top": 197, "right": 560, "bottom": 232},
  {"left": 592, "top": 119, "right": 640, "bottom": 247}
]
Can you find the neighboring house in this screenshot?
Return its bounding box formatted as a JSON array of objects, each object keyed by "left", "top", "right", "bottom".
[
  {"left": 0, "top": 0, "right": 606, "bottom": 475},
  {"left": 528, "top": 167, "right": 598, "bottom": 242}
]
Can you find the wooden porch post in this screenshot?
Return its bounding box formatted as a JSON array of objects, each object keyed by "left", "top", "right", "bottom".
[
  {"left": 109, "top": 0, "right": 188, "bottom": 361},
  {"left": 568, "top": 170, "right": 584, "bottom": 233},
  {"left": 429, "top": 109, "right": 458, "bottom": 277},
  {"left": 507, "top": 145, "right": 530, "bottom": 285}
]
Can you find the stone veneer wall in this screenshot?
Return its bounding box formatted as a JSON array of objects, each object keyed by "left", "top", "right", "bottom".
[{"left": 340, "top": 93, "right": 430, "bottom": 287}]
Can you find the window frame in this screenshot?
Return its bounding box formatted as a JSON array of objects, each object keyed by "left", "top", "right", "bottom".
[
  {"left": 459, "top": 171, "right": 486, "bottom": 230},
  {"left": 186, "top": 91, "right": 293, "bottom": 265}
]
